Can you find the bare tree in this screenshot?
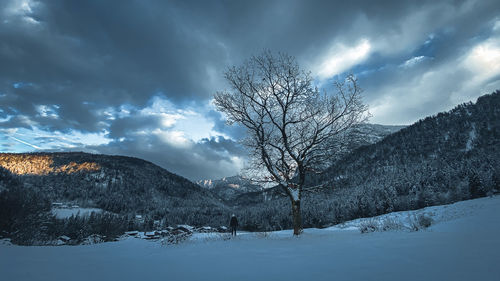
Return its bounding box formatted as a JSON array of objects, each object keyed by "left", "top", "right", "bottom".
[{"left": 214, "top": 51, "right": 369, "bottom": 235}]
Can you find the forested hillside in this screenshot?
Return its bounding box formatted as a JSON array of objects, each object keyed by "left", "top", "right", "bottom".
[
  {"left": 230, "top": 91, "right": 500, "bottom": 231},
  {"left": 197, "top": 175, "right": 264, "bottom": 201},
  {"left": 321, "top": 90, "right": 500, "bottom": 198},
  {"left": 197, "top": 124, "right": 405, "bottom": 201},
  {"left": 0, "top": 153, "right": 230, "bottom": 226}
]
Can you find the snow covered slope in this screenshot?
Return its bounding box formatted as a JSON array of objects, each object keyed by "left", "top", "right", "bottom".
[
  {"left": 2, "top": 196, "right": 500, "bottom": 281},
  {"left": 51, "top": 207, "right": 103, "bottom": 219}
]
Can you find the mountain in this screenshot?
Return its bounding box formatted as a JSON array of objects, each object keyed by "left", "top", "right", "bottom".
[
  {"left": 200, "top": 124, "right": 404, "bottom": 201},
  {"left": 305, "top": 91, "right": 500, "bottom": 224},
  {"left": 0, "top": 152, "right": 230, "bottom": 227},
  {"left": 321, "top": 90, "right": 500, "bottom": 187},
  {"left": 227, "top": 91, "right": 500, "bottom": 231},
  {"left": 197, "top": 176, "right": 264, "bottom": 200},
  {"left": 346, "top": 123, "right": 406, "bottom": 147}
]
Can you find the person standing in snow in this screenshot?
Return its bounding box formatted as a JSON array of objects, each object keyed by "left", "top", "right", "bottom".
[{"left": 229, "top": 214, "right": 238, "bottom": 236}]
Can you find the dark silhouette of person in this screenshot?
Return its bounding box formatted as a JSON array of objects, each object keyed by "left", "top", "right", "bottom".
[{"left": 229, "top": 214, "right": 238, "bottom": 236}]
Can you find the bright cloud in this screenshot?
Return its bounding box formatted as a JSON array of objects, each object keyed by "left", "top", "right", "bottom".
[
  {"left": 370, "top": 31, "right": 500, "bottom": 125},
  {"left": 0, "top": 127, "right": 111, "bottom": 151},
  {"left": 401, "top": 56, "right": 429, "bottom": 68},
  {"left": 96, "top": 95, "right": 230, "bottom": 150},
  {"left": 35, "top": 105, "right": 60, "bottom": 119},
  {"left": 462, "top": 37, "right": 500, "bottom": 78},
  {"left": 153, "top": 129, "right": 190, "bottom": 148},
  {"left": 315, "top": 39, "right": 371, "bottom": 80},
  {"left": 3, "top": 0, "right": 40, "bottom": 24},
  {"left": 450, "top": 36, "right": 500, "bottom": 104},
  {"left": 135, "top": 96, "right": 222, "bottom": 141},
  {"left": 493, "top": 19, "right": 500, "bottom": 31}
]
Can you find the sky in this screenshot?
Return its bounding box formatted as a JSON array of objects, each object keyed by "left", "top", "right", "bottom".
[{"left": 0, "top": 0, "right": 499, "bottom": 181}]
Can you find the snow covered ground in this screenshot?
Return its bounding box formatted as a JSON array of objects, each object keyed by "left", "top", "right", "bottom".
[
  {"left": 51, "top": 207, "right": 103, "bottom": 219},
  {"left": 2, "top": 196, "right": 500, "bottom": 281}
]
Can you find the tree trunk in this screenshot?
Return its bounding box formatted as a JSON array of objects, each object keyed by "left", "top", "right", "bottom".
[{"left": 291, "top": 200, "right": 302, "bottom": 235}]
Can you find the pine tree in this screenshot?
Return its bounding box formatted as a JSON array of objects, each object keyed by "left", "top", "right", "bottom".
[{"left": 469, "top": 172, "right": 484, "bottom": 198}]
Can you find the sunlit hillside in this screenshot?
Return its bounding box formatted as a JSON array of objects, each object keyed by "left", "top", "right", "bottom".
[{"left": 0, "top": 154, "right": 100, "bottom": 175}]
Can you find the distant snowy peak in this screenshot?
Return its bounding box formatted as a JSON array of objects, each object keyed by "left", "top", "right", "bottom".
[
  {"left": 198, "top": 179, "right": 215, "bottom": 189},
  {"left": 197, "top": 175, "right": 264, "bottom": 200},
  {"left": 198, "top": 175, "right": 262, "bottom": 191}
]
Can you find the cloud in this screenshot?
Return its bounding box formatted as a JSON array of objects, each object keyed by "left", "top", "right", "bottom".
[
  {"left": 0, "top": 0, "right": 231, "bottom": 133},
  {"left": 1, "top": 0, "right": 499, "bottom": 180},
  {"left": 2, "top": 0, "right": 40, "bottom": 24},
  {"left": 1, "top": 127, "right": 111, "bottom": 151},
  {"left": 314, "top": 39, "right": 371, "bottom": 80},
  {"left": 35, "top": 104, "right": 59, "bottom": 118},
  {"left": 87, "top": 134, "right": 245, "bottom": 181},
  {"left": 400, "top": 56, "right": 429, "bottom": 68},
  {"left": 368, "top": 28, "right": 500, "bottom": 125}
]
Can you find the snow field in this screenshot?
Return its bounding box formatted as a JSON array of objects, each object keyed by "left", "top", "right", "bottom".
[
  {"left": 2, "top": 196, "right": 500, "bottom": 281},
  {"left": 51, "top": 207, "right": 103, "bottom": 219}
]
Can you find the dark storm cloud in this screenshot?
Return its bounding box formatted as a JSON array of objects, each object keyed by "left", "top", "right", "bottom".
[
  {"left": 1, "top": 0, "right": 499, "bottom": 179},
  {"left": 107, "top": 114, "right": 163, "bottom": 139},
  {"left": 199, "top": 136, "right": 246, "bottom": 158},
  {"left": 1, "top": 0, "right": 498, "bottom": 130},
  {"left": 0, "top": 0, "right": 230, "bottom": 132},
  {"left": 355, "top": 16, "right": 500, "bottom": 124},
  {"left": 0, "top": 115, "right": 34, "bottom": 129},
  {"left": 87, "top": 134, "right": 244, "bottom": 181}
]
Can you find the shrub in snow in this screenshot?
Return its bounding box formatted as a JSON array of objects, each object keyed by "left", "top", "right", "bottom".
[
  {"left": 360, "top": 219, "right": 378, "bottom": 233},
  {"left": 417, "top": 214, "right": 433, "bottom": 228},
  {"left": 380, "top": 218, "right": 404, "bottom": 232},
  {"left": 409, "top": 213, "right": 433, "bottom": 231},
  {"left": 360, "top": 217, "right": 403, "bottom": 233},
  {"left": 162, "top": 232, "right": 192, "bottom": 245}
]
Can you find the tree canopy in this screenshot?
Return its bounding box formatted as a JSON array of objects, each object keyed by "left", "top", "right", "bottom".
[{"left": 214, "top": 51, "right": 369, "bottom": 234}]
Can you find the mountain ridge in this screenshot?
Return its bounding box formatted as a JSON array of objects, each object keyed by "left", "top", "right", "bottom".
[
  {"left": 198, "top": 123, "right": 406, "bottom": 201},
  {"left": 224, "top": 91, "right": 500, "bottom": 230},
  {"left": 0, "top": 152, "right": 230, "bottom": 227}
]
